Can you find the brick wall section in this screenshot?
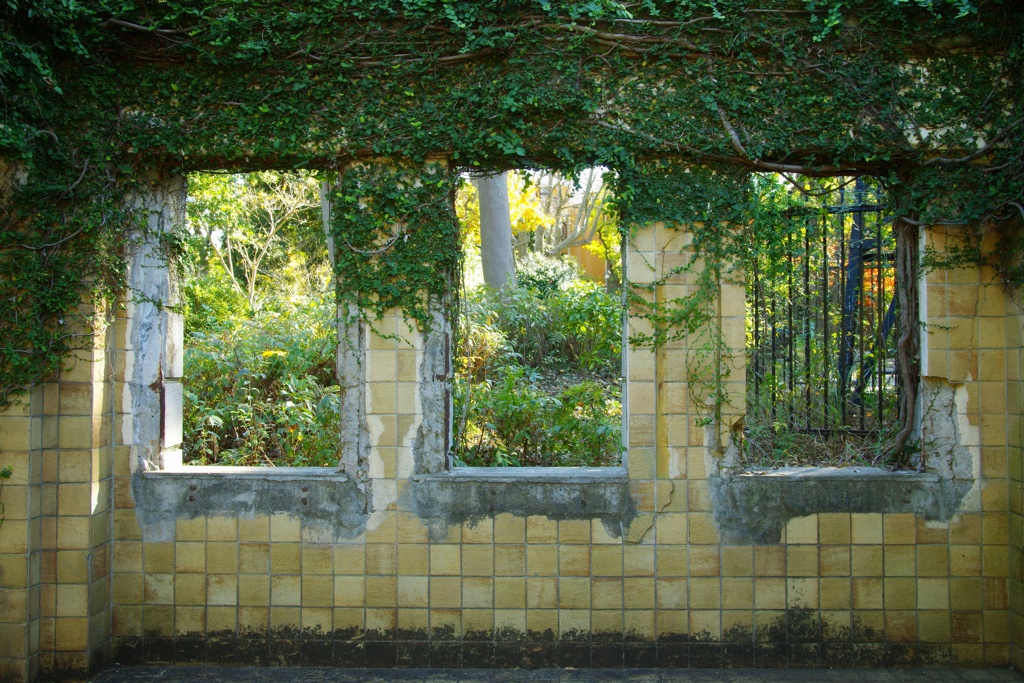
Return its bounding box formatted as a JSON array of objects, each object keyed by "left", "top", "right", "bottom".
[
  {"left": 1008, "top": 278, "right": 1023, "bottom": 672},
  {"left": 0, "top": 389, "right": 42, "bottom": 682},
  {"left": 38, "top": 331, "right": 117, "bottom": 678},
  {"left": 2, "top": 174, "right": 1023, "bottom": 680}
]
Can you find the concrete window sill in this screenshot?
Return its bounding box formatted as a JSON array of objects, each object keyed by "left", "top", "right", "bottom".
[
  {"left": 134, "top": 466, "right": 364, "bottom": 540},
  {"left": 422, "top": 465, "right": 629, "bottom": 484},
  {"left": 407, "top": 466, "right": 634, "bottom": 528},
  {"left": 148, "top": 465, "right": 348, "bottom": 480},
  {"left": 710, "top": 465, "right": 968, "bottom": 544}
]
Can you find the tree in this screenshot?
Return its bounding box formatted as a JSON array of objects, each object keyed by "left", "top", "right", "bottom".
[
  {"left": 186, "top": 171, "right": 322, "bottom": 311},
  {"left": 458, "top": 169, "right": 620, "bottom": 287},
  {"left": 531, "top": 168, "right": 613, "bottom": 257},
  {"left": 473, "top": 172, "right": 517, "bottom": 290}
]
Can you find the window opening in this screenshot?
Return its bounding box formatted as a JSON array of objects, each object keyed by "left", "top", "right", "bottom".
[
  {"left": 180, "top": 171, "right": 340, "bottom": 467},
  {"left": 744, "top": 176, "right": 903, "bottom": 468},
  {"left": 452, "top": 168, "right": 624, "bottom": 467}
]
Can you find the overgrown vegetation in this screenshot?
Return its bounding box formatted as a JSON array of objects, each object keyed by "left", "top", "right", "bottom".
[
  {"left": 180, "top": 169, "right": 622, "bottom": 468},
  {"left": 741, "top": 175, "right": 904, "bottom": 468},
  {"left": 180, "top": 172, "right": 340, "bottom": 467},
  {"left": 453, "top": 255, "right": 623, "bottom": 467},
  {"left": 1, "top": 0, "right": 1022, "bottom": 471},
  {"left": 183, "top": 291, "right": 340, "bottom": 467}
]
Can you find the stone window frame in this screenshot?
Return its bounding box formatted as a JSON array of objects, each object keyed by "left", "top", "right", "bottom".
[
  {"left": 126, "top": 172, "right": 634, "bottom": 540},
  {"left": 705, "top": 226, "right": 980, "bottom": 543}
]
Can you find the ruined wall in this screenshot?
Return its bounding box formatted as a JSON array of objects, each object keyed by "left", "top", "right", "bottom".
[
  {"left": 0, "top": 329, "right": 119, "bottom": 682},
  {"left": 0, "top": 389, "right": 42, "bottom": 682},
  {"left": 918, "top": 226, "right": 1014, "bottom": 667},
  {"left": 1007, "top": 271, "right": 1024, "bottom": 672},
  {"left": 0, "top": 175, "right": 1021, "bottom": 682}
]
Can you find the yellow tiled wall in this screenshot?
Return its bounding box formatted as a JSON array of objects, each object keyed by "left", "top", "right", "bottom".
[
  {"left": 1, "top": 218, "right": 1022, "bottom": 681},
  {"left": 0, "top": 389, "right": 42, "bottom": 683},
  {"left": 40, "top": 330, "right": 118, "bottom": 678},
  {"left": 920, "top": 226, "right": 1013, "bottom": 666},
  {"left": 0, "top": 315, "right": 118, "bottom": 682},
  {"left": 1007, "top": 269, "right": 1023, "bottom": 672}
]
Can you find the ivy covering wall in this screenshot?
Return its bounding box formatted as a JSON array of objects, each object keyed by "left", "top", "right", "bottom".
[{"left": 1, "top": 0, "right": 1021, "bottom": 430}]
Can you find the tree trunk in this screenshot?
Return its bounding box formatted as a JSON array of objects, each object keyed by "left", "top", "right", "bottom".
[{"left": 475, "top": 172, "right": 517, "bottom": 290}]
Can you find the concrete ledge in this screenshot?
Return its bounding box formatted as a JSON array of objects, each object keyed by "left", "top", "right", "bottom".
[
  {"left": 439, "top": 466, "right": 629, "bottom": 484},
  {"left": 710, "top": 466, "right": 971, "bottom": 544},
  {"left": 156, "top": 465, "right": 347, "bottom": 479},
  {"left": 406, "top": 466, "right": 635, "bottom": 537},
  {"left": 134, "top": 467, "right": 367, "bottom": 541}
]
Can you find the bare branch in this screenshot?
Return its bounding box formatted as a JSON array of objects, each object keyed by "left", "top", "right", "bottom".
[
  {"left": 923, "top": 114, "right": 1024, "bottom": 166},
  {"left": 102, "top": 18, "right": 194, "bottom": 35}
]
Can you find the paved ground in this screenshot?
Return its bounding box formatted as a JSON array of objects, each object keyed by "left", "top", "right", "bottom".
[{"left": 91, "top": 666, "right": 1024, "bottom": 682}]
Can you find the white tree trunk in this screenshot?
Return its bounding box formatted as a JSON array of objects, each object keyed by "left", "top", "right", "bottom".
[{"left": 475, "top": 172, "right": 517, "bottom": 290}]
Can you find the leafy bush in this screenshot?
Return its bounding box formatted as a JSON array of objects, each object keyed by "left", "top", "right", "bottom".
[
  {"left": 548, "top": 279, "right": 622, "bottom": 375},
  {"left": 481, "top": 276, "right": 621, "bottom": 377},
  {"left": 514, "top": 252, "right": 582, "bottom": 294},
  {"left": 453, "top": 365, "right": 621, "bottom": 468},
  {"left": 453, "top": 262, "right": 623, "bottom": 467},
  {"left": 180, "top": 265, "right": 251, "bottom": 335},
  {"left": 182, "top": 292, "right": 339, "bottom": 466}
]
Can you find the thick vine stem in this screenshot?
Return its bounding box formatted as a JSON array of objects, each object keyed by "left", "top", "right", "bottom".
[{"left": 892, "top": 215, "right": 920, "bottom": 465}]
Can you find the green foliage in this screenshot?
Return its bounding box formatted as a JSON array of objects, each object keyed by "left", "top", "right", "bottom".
[
  {"left": 514, "top": 252, "right": 584, "bottom": 295},
  {"left": 454, "top": 260, "right": 623, "bottom": 467},
  {"left": 185, "top": 171, "right": 325, "bottom": 311},
  {"left": 180, "top": 262, "right": 251, "bottom": 334},
  {"left": 180, "top": 170, "right": 338, "bottom": 467},
  {"left": 327, "top": 162, "right": 461, "bottom": 329},
  {"left": 182, "top": 292, "right": 340, "bottom": 466},
  {"left": 0, "top": 0, "right": 1022, "bottom": 410},
  {"left": 476, "top": 265, "right": 622, "bottom": 376},
  {"left": 453, "top": 366, "right": 622, "bottom": 468}
]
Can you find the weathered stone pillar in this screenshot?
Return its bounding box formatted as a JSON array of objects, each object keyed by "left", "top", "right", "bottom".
[
  {"left": 0, "top": 390, "right": 43, "bottom": 683},
  {"left": 123, "top": 173, "right": 186, "bottom": 473},
  {"left": 321, "top": 158, "right": 454, "bottom": 519}
]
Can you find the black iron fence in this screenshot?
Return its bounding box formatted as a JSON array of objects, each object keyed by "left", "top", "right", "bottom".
[{"left": 745, "top": 177, "right": 902, "bottom": 465}]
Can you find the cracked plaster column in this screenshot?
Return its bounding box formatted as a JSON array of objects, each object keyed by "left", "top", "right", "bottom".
[
  {"left": 322, "top": 161, "right": 453, "bottom": 529},
  {"left": 123, "top": 173, "right": 185, "bottom": 473}
]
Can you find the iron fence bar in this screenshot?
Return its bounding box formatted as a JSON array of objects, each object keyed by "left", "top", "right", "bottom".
[
  {"left": 821, "top": 205, "right": 829, "bottom": 432},
  {"left": 804, "top": 219, "right": 812, "bottom": 429},
  {"left": 838, "top": 188, "right": 847, "bottom": 426},
  {"left": 788, "top": 233, "right": 795, "bottom": 429},
  {"left": 856, "top": 179, "right": 867, "bottom": 430},
  {"left": 877, "top": 212, "right": 884, "bottom": 428},
  {"left": 824, "top": 204, "right": 887, "bottom": 214},
  {"left": 745, "top": 177, "right": 904, "bottom": 452},
  {"left": 771, "top": 294, "right": 777, "bottom": 424},
  {"left": 753, "top": 258, "right": 761, "bottom": 416}
]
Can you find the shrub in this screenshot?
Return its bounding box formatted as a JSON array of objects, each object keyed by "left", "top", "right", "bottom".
[
  {"left": 453, "top": 263, "right": 624, "bottom": 467},
  {"left": 180, "top": 265, "right": 251, "bottom": 335},
  {"left": 514, "top": 252, "right": 582, "bottom": 294},
  {"left": 453, "top": 363, "right": 621, "bottom": 468},
  {"left": 182, "top": 292, "right": 339, "bottom": 466},
  {"left": 479, "top": 275, "right": 621, "bottom": 377},
  {"left": 546, "top": 279, "right": 621, "bottom": 376}
]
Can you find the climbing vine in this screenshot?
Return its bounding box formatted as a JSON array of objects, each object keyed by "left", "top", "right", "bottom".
[
  {"left": 326, "top": 162, "right": 461, "bottom": 329},
  {"left": 1, "top": 0, "right": 1022, "bottom": 428}
]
